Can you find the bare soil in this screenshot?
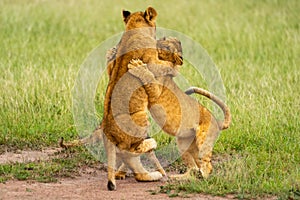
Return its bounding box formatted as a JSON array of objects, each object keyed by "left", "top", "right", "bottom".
[
  {"left": 0, "top": 148, "right": 62, "bottom": 165},
  {"left": 0, "top": 171, "right": 235, "bottom": 200},
  {"left": 0, "top": 149, "right": 235, "bottom": 200}
]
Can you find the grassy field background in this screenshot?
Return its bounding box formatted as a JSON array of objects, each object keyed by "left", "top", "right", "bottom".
[{"left": 0, "top": 0, "right": 299, "bottom": 198}]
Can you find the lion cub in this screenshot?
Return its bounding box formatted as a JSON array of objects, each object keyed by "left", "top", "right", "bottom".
[
  {"left": 128, "top": 53, "right": 231, "bottom": 180},
  {"left": 109, "top": 37, "right": 183, "bottom": 179},
  {"left": 59, "top": 36, "right": 183, "bottom": 187},
  {"left": 100, "top": 7, "right": 188, "bottom": 190}
]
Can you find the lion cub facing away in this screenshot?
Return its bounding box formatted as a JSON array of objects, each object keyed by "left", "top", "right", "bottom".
[
  {"left": 61, "top": 7, "right": 184, "bottom": 190},
  {"left": 109, "top": 36, "right": 183, "bottom": 179},
  {"left": 128, "top": 57, "right": 231, "bottom": 180},
  {"left": 94, "top": 7, "right": 183, "bottom": 191},
  {"left": 59, "top": 36, "right": 183, "bottom": 188}
]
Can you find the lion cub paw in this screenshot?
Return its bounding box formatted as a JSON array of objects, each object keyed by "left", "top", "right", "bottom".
[
  {"left": 106, "top": 47, "right": 117, "bottom": 63},
  {"left": 115, "top": 171, "right": 127, "bottom": 180},
  {"left": 135, "top": 138, "right": 157, "bottom": 154},
  {"left": 134, "top": 171, "right": 163, "bottom": 182},
  {"left": 128, "top": 59, "right": 146, "bottom": 69},
  {"left": 128, "top": 59, "right": 155, "bottom": 84},
  {"left": 170, "top": 167, "right": 203, "bottom": 180}
]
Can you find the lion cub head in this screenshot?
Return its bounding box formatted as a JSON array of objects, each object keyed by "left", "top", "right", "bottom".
[
  {"left": 106, "top": 37, "right": 183, "bottom": 77},
  {"left": 157, "top": 37, "right": 183, "bottom": 66},
  {"left": 122, "top": 7, "right": 157, "bottom": 37}
]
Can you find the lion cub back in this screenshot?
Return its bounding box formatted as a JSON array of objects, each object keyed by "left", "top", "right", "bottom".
[{"left": 102, "top": 7, "right": 161, "bottom": 151}]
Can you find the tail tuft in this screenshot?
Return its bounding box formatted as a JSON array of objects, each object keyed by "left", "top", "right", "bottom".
[{"left": 58, "top": 137, "right": 67, "bottom": 149}]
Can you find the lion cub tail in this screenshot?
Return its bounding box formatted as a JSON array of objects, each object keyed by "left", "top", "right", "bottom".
[
  {"left": 185, "top": 87, "right": 231, "bottom": 130},
  {"left": 59, "top": 127, "right": 103, "bottom": 149}
]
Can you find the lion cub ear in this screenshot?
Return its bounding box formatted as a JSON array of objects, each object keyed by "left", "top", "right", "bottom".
[
  {"left": 144, "top": 7, "right": 157, "bottom": 22},
  {"left": 122, "top": 10, "right": 131, "bottom": 22}
]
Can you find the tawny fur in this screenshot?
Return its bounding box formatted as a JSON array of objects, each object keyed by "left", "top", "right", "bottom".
[
  {"left": 59, "top": 38, "right": 182, "bottom": 181},
  {"left": 60, "top": 9, "right": 183, "bottom": 190},
  {"left": 102, "top": 9, "right": 177, "bottom": 152},
  {"left": 59, "top": 37, "right": 185, "bottom": 182},
  {"left": 127, "top": 54, "right": 231, "bottom": 179},
  {"left": 100, "top": 7, "right": 188, "bottom": 190},
  {"left": 61, "top": 7, "right": 231, "bottom": 189}
]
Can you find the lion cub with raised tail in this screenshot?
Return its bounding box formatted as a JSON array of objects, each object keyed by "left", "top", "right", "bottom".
[{"left": 128, "top": 48, "right": 231, "bottom": 180}]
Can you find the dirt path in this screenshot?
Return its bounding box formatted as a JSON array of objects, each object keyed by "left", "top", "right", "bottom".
[
  {"left": 0, "top": 172, "right": 234, "bottom": 200},
  {"left": 0, "top": 149, "right": 236, "bottom": 200},
  {"left": 0, "top": 148, "right": 62, "bottom": 165}
]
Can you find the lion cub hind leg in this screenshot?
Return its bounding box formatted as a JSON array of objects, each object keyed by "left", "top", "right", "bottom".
[
  {"left": 122, "top": 153, "right": 163, "bottom": 182},
  {"left": 115, "top": 163, "right": 128, "bottom": 180},
  {"left": 196, "top": 118, "right": 220, "bottom": 178},
  {"left": 134, "top": 171, "right": 162, "bottom": 182},
  {"left": 148, "top": 151, "right": 167, "bottom": 177},
  {"left": 115, "top": 151, "right": 166, "bottom": 180},
  {"left": 170, "top": 137, "right": 201, "bottom": 180},
  {"left": 103, "top": 134, "right": 117, "bottom": 190}
]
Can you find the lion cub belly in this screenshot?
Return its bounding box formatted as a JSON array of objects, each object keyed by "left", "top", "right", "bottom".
[{"left": 149, "top": 78, "right": 200, "bottom": 137}]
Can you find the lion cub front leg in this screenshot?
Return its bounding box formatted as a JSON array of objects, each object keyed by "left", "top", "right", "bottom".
[
  {"left": 128, "top": 59, "right": 162, "bottom": 103},
  {"left": 128, "top": 59, "right": 177, "bottom": 79},
  {"left": 147, "top": 60, "right": 179, "bottom": 77},
  {"left": 128, "top": 59, "right": 177, "bottom": 104},
  {"left": 128, "top": 59, "right": 156, "bottom": 84}
]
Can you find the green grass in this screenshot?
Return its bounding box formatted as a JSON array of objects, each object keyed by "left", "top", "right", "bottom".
[
  {"left": 0, "top": 147, "right": 97, "bottom": 183},
  {"left": 0, "top": 0, "right": 299, "bottom": 199}
]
